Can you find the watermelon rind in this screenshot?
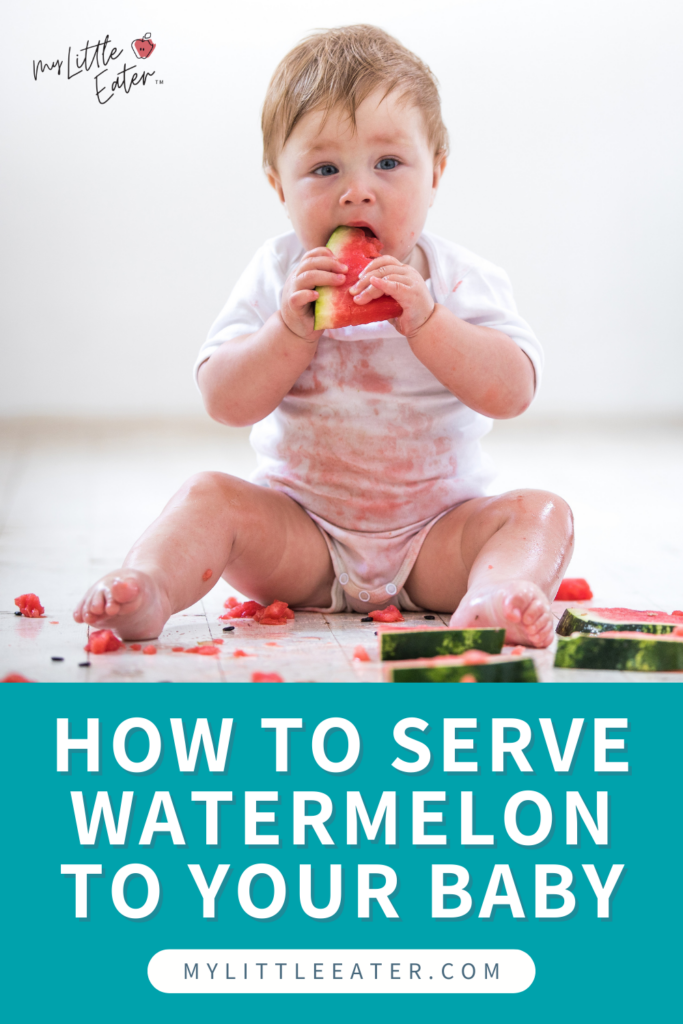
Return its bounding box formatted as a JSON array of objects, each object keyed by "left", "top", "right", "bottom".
[
  {"left": 380, "top": 627, "right": 505, "bottom": 662},
  {"left": 556, "top": 607, "right": 682, "bottom": 637},
  {"left": 554, "top": 633, "right": 683, "bottom": 672},
  {"left": 314, "top": 227, "right": 348, "bottom": 330},
  {"left": 384, "top": 654, "right": 537, "bottom": 683}
]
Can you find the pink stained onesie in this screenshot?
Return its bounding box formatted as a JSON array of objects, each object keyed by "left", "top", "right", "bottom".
[{"left": 194, "top": 230, "right": 543, "bottom": 612}]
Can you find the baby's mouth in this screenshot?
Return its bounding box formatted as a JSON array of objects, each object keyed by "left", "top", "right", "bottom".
[{"left": 346, "top": 221, "right": 378, "bottom": 239}]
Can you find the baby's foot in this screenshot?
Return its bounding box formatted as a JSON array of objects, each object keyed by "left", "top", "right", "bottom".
[
  {"left": 449, "top": 580, "right": 555, "bottom": 648},
  {"left": 73, "top": 569, "right": 172, "bottom": 641}
]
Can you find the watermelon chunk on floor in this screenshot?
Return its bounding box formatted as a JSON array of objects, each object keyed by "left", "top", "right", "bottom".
[
  {"left": 220, "top": 599, "right": 265, "bottom": 620},
  {"left": 14, "top": 593, "right": 45, "bottom": 617},
  {"left": 556, "top": 606, "right": 683, "bottom": 637},
  {"left": 314, "top": 226, "right": 403, "bottom": 330},
  {"left": 369, "top": 604, "right": 404, "bottom": 623},
  {"left": 555, "top": 578, "right": 593, "bottom": 601},
  {"left": 85, "top": 629, "right": 122, "bottom": 654},
  {"left": 253, "top": 600, "right": 295, "bottom": 625}
]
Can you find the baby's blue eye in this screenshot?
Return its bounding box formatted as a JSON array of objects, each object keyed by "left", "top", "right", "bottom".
[
  {"left": 376, "top": 158, "right": 399, "bottom": 170},
  {"left": 313, "top": 164, "right": 339, "bottom": 176}
]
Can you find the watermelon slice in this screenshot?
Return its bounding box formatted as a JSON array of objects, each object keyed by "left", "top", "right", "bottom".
[
  {"left": 554, "top": 631, "right": 683, "bottom": 672},
  {"left": 380, "top": 626, "right": 505, "bottom": 662},
  {"left": 556, "top": 607, "right": 683, "bottom": 637},
  {"left": 383, "top": 653, "right": 537, "bottom": 683},
  {"left": 314, "top": 226, "right": 403, "bottom": 330}
]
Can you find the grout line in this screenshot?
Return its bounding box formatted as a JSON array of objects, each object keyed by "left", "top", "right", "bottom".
[
  {"left": 202, "top": 598, "right": 228, "bottom": 682},
  {"left": 321, "top": 613, "right": 356, "bottom": 674}
]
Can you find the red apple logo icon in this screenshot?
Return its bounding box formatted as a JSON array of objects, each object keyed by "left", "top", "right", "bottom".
[{"left": 131, "top": 32, "right": 156, "bottom": 59}]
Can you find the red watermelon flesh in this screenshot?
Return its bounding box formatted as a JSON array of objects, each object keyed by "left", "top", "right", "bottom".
[
  {"left": 599, "top": 630, "right": 683, "bottom": 640},
  {"left": 589, "top": 608, "right": 683, "bottom": 624},
  {"left": 555, "top": 578, "right": 593, "bottom": 601},
  {"left": 314, "top": 226, "right": 403, "bottom": 330}
]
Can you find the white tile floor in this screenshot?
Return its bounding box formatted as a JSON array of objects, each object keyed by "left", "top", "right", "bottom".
[{"left": 1, "top": 416, "right": 682, "bottom": 683}]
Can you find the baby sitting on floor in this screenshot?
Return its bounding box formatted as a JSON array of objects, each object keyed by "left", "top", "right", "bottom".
[{"left": 74, "top": 24, "right": 574, "bottom": 648}]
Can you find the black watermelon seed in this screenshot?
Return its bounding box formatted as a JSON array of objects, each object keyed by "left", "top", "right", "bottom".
[
  {"left": 222, "top": 625, "right": 235, "bottom": 632},
  {"left": 374, "top": 631, "right": 378, "bottom": 636},
  {"left": 424, "top": 614, "right": 435, "bottom": 620},
  {"left": 78, "top": 661, "right": 91, "bottom": 668},
  {"left": 51, "top": 656, "right": 64, "bottom": 662},
  {"left": 361, "top": 616, "right": 372, "bottom": 622},
  {"left": 14, "top": 610, "right": 22, "bottom": 616}
]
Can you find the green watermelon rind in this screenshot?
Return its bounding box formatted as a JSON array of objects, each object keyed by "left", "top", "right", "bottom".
[
  {"left": 554, "top": 633, "right": 683, "bottom": 672},
  {"left": 314, "top": 227, "right": 348, "bottom": 330},
  {"left": 380, "top": 627, "right": 505, "bottom": 662},
  {"left": 387, "top": 656, "right": 538, "bottom": 683},
  {"left": 556, "top": 607, "right": 680, "bottom": 637}
]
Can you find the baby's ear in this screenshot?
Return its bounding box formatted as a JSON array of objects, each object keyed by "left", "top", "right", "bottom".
[
  {"left": 432, "top": 151, "right": 447, "bottom": 188},
  {"left": 266, "top": 166, "right": 286, "bottom": 206},
  {"left": 430, "top": 151, "right": 447, "bottom": 206}
]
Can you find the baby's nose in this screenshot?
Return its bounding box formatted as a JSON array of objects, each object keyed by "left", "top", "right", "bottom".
[{"left": 340, "top": 182, "right": 374, "bottom": 205}]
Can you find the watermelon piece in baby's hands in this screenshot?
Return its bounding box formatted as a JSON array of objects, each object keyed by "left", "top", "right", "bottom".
[
  {"left": 314, "top": 226, "right": 403, "bottom": 330},
  {"left": 15, "top": 593, "right": 45, "bottom": 617}
]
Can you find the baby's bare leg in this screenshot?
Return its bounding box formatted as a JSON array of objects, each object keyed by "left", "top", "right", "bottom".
[
  {"left": 405, "top": 489, "right": 574, "bottom": 647},
  {"left": 73, "top": 473, "right": 334, "bottom": 640}
]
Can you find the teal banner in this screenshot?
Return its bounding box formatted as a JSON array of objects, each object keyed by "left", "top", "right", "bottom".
[{"left": 1, "top": 684, "right": 679, "bottom": 1021}]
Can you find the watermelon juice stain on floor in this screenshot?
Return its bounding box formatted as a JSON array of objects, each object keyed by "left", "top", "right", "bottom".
[{"left": 0, "top": 416, "right": 682, "bottom": 682}]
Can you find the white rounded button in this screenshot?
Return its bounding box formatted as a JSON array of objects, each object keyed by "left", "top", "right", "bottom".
[
  {"left": 385, "top": 583, "right": 397, "bottom": 595},
  {"left": 339, "top": 573, "right": 349, "bottom": 585},
  {"left": 358, "top": 591, "right": 370, "bottom": 602}
]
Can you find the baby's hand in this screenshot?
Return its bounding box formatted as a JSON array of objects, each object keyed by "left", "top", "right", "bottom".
[
  {"left": 349, "top": 256, "right": 435, "bottom": 338},
  {"left": 280, "top": 247, "right": 348, "bottom": 341}
]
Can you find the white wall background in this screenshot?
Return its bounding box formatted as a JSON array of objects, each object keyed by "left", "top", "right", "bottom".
[{"left": 1, "top": 0, "right": 681, "bottom": 418}]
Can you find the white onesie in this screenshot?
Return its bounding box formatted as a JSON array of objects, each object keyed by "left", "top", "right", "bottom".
[{"left": 194, "top": 230, "right": 543, "bottom": 612}]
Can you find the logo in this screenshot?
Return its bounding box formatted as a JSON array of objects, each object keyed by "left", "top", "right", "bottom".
[
  {"left": 131, "top": 33, "right": 156, "bottom": 60},
  {"left": 32, "top": 32, "right": 161, "bottom": 106}
]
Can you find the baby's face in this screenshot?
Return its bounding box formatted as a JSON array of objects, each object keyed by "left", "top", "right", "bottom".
[{"left": 269, "top": 89, "right": 446, "bottom": 265}]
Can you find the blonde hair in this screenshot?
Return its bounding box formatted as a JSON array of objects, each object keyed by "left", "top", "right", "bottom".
[{"left": 262, "top": 24, "right": 449, "bottom": 169}]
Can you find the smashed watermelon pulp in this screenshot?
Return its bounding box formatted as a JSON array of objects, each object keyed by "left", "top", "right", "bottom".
[
  {"left": 369, "top": 604, "right": 404, "bottom": 623},
  {"left": 314, "top": 227, "right": 403, "bottom": 330},
  {"left": 84, "top": 629, "right": 122, "bottom": 654},
  {"left": 220, "top": 597, "right": 295, "bottom": 626},
  {"left": 14, "top": 593, "right": 44, "bottom": 618},
  {"left": 220, "top": 598, "right": 265, "bottom": 619}
]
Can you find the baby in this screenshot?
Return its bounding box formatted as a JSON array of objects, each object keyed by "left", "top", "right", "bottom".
[{"left": 74, "top": 25, "right": 574, "bottom": 648}]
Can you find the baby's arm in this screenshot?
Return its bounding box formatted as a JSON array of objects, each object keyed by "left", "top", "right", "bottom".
[
  {"left": 352, "top": 257, "right": 534, "bottom": 419},
  {"left": 199, "top": 248, "right": 347, "bottom": 426}
]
